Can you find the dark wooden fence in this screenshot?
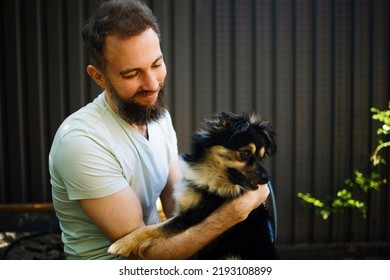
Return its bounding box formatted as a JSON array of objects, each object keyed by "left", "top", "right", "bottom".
[{"left": 1, "top": 0, "right": 389, "bottom": 247}]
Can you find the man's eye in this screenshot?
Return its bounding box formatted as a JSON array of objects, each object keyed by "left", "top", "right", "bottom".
[
  {"left": 239, "top": 150, "right": 252, "bottom": 160},
  {"left": 123, "top": 72, "right": 138, "bottom": 79}
]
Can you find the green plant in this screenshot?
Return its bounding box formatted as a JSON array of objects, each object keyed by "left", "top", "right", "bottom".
[{"left": 297, "top": 101, "right": 390, "bottom": 220}]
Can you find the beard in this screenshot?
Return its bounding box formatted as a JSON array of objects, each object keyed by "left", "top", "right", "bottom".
[{"left": 107, "top": 82, "right": 167, "bottom": 126}]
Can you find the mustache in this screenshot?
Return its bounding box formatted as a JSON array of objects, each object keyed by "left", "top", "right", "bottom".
[{"left": 134, "top": 87, "right": 161, "bottom": 98}]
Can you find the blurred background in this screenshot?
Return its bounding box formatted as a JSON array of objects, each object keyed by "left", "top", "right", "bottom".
[{"left": 0, "top": 0, "right": 389, "bottom": 259}]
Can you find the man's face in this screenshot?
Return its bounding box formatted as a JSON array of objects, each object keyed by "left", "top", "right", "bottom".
[{"left": 103, "top": 28, "right": 167, "bottom": 125}]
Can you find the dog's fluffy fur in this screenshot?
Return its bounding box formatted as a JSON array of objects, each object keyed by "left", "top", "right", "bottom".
[{"left": 108, "top": 112, "right": 278, "bottom": 259}]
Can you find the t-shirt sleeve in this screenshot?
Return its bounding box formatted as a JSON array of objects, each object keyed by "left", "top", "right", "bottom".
[{"left": 51, "top": 130, "right": 129, "bottom": 200}]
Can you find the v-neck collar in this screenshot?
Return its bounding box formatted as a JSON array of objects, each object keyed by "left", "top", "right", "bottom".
[{"left": 100, "top": 92, "right": 152, "bottom": 147}]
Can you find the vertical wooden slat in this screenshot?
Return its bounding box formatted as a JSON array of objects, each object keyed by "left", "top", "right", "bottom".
[
  {"left": 0, "top": 0, "right": 7, "bottom": 202},
  {"left": 254, "top": 0, "right": 274, "bottom": 127},
  {"left": 23, "top": 0, "right": 48, "bottom": 201},
  {"left": 385, "top": 0, "right": 390, "bottom": 242},
  {"left": 65, "top": 0, "right": 87, "bottom": 113},
  {"left": 45, "top": 0, "right": 66, "bottom": 142},
  {"left": 293, "top": 0, "right": 315, "bottom": 243},
  {"left": 350, "top": 0, "right": 371, "bottom": 242},
  {"left": 273, "top": 0, "right": 294, "bottom": 244},
  {"left": 193, "top": 0, "right": 214, "bottom": 125},
  {"left": 2, "top": 0, "right": 28, "bottom": 202},
  {"left": 331, "top": 0, "right": 353, "bottom": 243},
  {"left": 171, "top": 0, "right": 193, "bottom": 153},
  {"left": 311, "top": 0, "right": 334, "bottom": 243},
  {"left": 368, "top": 0, "right": 389, "bottom": 242},
  {"left": 234, "top": 0, "right": 254, "bottom": 112},
  {"left": 215, "top": 0, "right": 233, "bottom": 112}
]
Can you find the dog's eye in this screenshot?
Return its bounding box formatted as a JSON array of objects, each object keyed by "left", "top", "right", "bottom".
[{"left": 239, "top": 150, "right": 252, "bottom": 160}]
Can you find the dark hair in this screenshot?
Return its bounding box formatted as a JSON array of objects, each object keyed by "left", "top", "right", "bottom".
[{"left": 82, "top": 0, "right": 160, "bottom": 71}]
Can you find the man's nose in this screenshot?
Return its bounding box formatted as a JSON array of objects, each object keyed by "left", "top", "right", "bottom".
[{"left": 141, "top": 71, "right": 160, "bottom": 92}]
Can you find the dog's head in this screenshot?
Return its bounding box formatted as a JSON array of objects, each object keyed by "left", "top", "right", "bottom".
[{"left": 180, "top": 112, "right": 277, "bottom": 198}]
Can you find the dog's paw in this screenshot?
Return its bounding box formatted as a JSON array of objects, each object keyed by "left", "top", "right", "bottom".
[
  {"left": 108, "top": 233, "right": 137, "bottom": 258},
  {"left": 108, "top": 225, "right": 163, "bottom": 258}
]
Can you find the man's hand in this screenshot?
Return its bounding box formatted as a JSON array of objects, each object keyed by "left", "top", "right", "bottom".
[{"left": 224, "top": 184, "right": 270, "bottom": 222}]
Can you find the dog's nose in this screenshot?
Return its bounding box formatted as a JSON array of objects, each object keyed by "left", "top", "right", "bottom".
[{"left": 260, "top": 172, "right": 269, "bottom": 183}]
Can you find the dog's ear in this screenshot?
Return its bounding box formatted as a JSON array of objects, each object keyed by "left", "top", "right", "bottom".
[
  {"left": 206, "top": 112, "right": 236, "bottom": 132},
  {"left": 253, "top": 116, "right": 277, "bottom": 156},
  {"left": 227, "top": 113, "right": 251, "bottom": 140},
  {"left": 210, "top": 112, "right": 249, "bottom": 132},
  {"left": 264, "top": 124, "right": 277, "bottom": 156}
]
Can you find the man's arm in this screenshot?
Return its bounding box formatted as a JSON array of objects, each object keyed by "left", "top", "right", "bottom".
[
  {"left": 140, "top": 184, "right": 270, "bottom": 259},
  {"left": 78, "top": 186, "right": 145, "bottom": 242}
]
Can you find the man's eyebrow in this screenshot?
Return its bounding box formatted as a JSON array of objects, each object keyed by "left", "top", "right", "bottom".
[{"left": 119, "top": 55, "right": 164, "bottom": 76}]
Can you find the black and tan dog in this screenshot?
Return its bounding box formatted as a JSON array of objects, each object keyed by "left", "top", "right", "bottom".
[{"left": 108, "top": 112, "right": 278, "bottom": 259}]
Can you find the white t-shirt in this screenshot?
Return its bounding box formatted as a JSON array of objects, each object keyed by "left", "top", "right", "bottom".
[{"left": 49, "top": 92, "right": 178, "bottom": 259}]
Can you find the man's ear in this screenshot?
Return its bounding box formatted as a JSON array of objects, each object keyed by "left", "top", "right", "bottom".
[{"left": 87, "top": 65, "right": 107, "bottom": 89}]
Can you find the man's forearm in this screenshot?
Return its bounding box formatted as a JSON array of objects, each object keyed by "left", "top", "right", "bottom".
[{"left": 142, "top": 200, "right": 246, "bottom": 259}]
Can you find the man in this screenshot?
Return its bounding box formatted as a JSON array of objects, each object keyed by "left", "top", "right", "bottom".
[{"left": 49, "top": 0, "right": 269, "bottom": 260}]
